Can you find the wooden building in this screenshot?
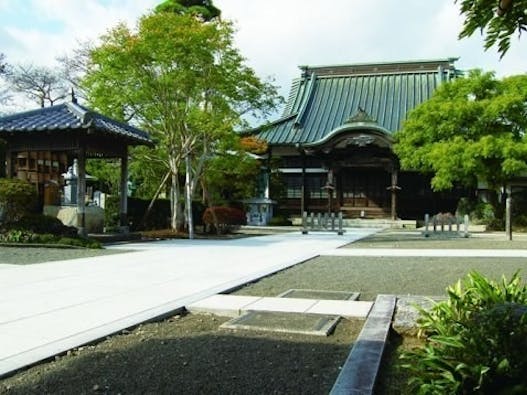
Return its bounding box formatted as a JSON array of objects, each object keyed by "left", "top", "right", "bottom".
[
  {"left": 250, "top": 58, "right": 465, "bottom": 220},
  {"left": 0, "top": 98, "right": 153, "bottom": 234}
]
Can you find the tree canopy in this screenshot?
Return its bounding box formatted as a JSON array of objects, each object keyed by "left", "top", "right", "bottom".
[
  {"left": 81, "top": 12, "right": 280, "bottom": 232},
  {"left": 394, "top": 70, "right": 527, "bottom": 199},
  {"left": 457, "top": 0, "right": 527, "bottom": 57},
  {"left": 155, "top": 0, "right": 220, "bottom": 20}
]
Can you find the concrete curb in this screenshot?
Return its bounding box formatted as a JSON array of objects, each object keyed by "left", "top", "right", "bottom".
[{"left": 330, "top": 294, "right": 396, "bottom": 395}]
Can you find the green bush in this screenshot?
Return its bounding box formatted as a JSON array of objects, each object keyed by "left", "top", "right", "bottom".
[
  {"left": 2, "top": 213, "right": 77, "bottom": 237},
  {"left": 267, "top": 215, "right": 292, "bottom": 226},
  {"left": 203, "top": 206, "right": 246, "bottom": 234},
  {"left": 0, "top": 178, "right": 38, "bottom": 223},
  {"left": 401, "top": 271, "right": 527, "bottom": 394}
]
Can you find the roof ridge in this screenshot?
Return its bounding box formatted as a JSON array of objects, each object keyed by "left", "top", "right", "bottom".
[
  {"left": 65, "top": 102, "right": 92, "bottom": 126},
  {"left": 0, "top": 103, "right": 67, "bottom": 121}
]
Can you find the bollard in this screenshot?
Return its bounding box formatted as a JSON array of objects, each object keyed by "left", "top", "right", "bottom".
[
  {"left": 433, "top": 217, "right": 437, "bottom": 232},
  {"left": 464, "top": 214, "right": 469, "bottom": 238},
  {"left": 338, "top": 211, "right": 344, "bottom": 235},
  {"left": 331, "top": 212, "right": 336, "bottom": 231},
  {"left": 424, "top": 213, "right": 429, "bottom": 237},
  {"left": 456, "top": 217, "right": 460, "bottom": 233},
  {"left": 302, "top": 211, "right": 308, "bottom": 234},
  {"left": 310, "top": 212, "right": 315, "bottom": 230},
  {"left": 448, "top": 221, "right": 452, "bottom": 232},
  {"left": 323, "top": 212, "right": 328, "bottom": 229},
  {"left": 317, "top": 212, "right": 322, "bottom": 230}
]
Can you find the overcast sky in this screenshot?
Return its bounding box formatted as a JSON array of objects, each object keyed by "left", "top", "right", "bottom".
[{"left": 1, "top": 0, "right": 526, "bottom": 114}]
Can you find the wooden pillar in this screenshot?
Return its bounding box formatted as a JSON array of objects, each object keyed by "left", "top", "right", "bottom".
[
  {"left": 76, "top": 147, "right": 86, "bottom": 236},
  {"left": 119, "top": 148, "right": 129, "bottom": 233},
  {"left": 300, "top": 149, "right": 306, "bottom": 216},
  {"left": 5, "top": 149, "right": 13, "bottom": 178},
  {"left": 505, "top": 185, "right": 512, "bottom": 241},
  {"left": 390, "top": 167, "right": 398, "bottom": 221}
]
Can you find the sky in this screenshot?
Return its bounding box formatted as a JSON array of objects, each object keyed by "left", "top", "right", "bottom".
[{"left": 0, "top": 0, "right": 526, "bottom": 115}]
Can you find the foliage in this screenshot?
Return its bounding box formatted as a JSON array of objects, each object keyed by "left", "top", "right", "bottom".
[
  {"left": 103, "top": 194, "right": 120, "bottom": 229},
  {"left": 202, "top": 206, "right": 246, "bottom": 233},
  {"left": 86, "top": 159, "right": 121, "bottom": 194},
  {"left": 155, "top": 0, "right": 221, "bottom": 21},
  {"left": 4, "top": 63, "right": 68, "bottom": 107},
  {"left": 457, "top": 0, "right": 527, "bottom": 57},
  {"left": 0, "top": 178, "right": 37, "bottom": 223},
  {"left": 401, "top": 271, "right": 527, "bottom": 394},
  {"left": 82, "top": 12, "right": 280, "bottom": 233},
  {"left": 2, "top": 213, "right": 77, "bottom": 237},
  {"left": 395, "top": 70, "right": 527, "bottom": 219},
  {"left": 240, "top": 136, "right": 269, "bottom": 155},
  {"left": 267, "top": 215, "right": 292, "bottom": 226}
]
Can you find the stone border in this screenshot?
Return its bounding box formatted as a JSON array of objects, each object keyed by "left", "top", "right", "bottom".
[{"left": 330, "top": 294, "right": 396, "bottom": 395}]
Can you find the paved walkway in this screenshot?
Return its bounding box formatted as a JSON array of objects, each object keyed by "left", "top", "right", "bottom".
[{"left": 0, "top": 229, "right": 377, "bottom": 377}]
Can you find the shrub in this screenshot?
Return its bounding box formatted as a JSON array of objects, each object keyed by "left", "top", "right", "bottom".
[
  {"left": 0, "top": 178, "right": 37, "bottom": 223},
  {"left": 203, "top": 206, "right": 246, "bottom": 234},
  {"left": 2, "top": 213, "right": 77, "bottom": 237},
  {"left": 401, "top": 271, "right": 527, "bottom": 394},
  {"left": 267, "top": 215, "right": 292, "bottom": 226}
]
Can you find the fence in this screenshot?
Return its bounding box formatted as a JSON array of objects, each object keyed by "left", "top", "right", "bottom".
[{"left": 301, "top": 211, "right": 344, "bottom": 235}]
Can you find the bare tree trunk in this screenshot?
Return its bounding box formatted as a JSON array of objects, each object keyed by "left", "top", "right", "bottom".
[
  {"left": 202, "top": 179, "right": 220, "bottom": 234},
  {"left": 185, "top": 152, "right": 194, "bottom": 239},
  {"left": 140, "top": 171, "right": 170, "bottom": 229}
]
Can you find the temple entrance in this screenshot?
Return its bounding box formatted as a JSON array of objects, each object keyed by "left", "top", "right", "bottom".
[{"left": 338, "top": 168, "right": 390, "bottom": 217}]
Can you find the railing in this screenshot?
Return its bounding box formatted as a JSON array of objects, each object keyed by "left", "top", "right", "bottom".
[{"left": 301, "top": 211, "right": 344, "bottom": 235}]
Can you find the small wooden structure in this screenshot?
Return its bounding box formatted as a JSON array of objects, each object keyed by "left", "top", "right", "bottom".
[{"left": 0, "top": 98, "right": 153, "bottom": 235}]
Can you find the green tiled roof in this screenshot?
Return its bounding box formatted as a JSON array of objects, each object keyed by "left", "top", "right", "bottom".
[{"left": 255, "top": 58, "right": 461, "bottom": 146}]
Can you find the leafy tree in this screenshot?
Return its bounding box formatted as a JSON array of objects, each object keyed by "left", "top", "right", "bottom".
[
  {"left": 394, "top": 70, "right": 527, "bottom": 219},
  {"left": 81, "top": 12, "right": 280, "bottom": 235},
  {"left": 155, "top": 0, "right": 221, "bottom": 21},
  {"left": 457, "top": 0, "right": 527, "bottom": 57},
  {"left": 5, "top": 64, "right": 68, "bottom": 107}
]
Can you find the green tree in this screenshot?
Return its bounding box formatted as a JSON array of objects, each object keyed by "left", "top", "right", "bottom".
[
  {"left": 155, "top": 0, "right": 221, "bottom": 20},
  {"left": 394, "top": 70, "right": 527, "bottom": 219},
  {"left": 457, "top": 0, "right": 527, "bottom": 57},
  {"left": 81, "top": 12, "right": 280, "bottom": 235}
]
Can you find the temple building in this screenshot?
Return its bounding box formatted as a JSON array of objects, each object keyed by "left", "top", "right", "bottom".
[{"left": 250, "top": 58, "right": 465, "bottom": 220}]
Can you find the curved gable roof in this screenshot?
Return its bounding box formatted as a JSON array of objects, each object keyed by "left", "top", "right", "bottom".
[
  {"left": 255, "top": 58, "right": 460, "bottom": 146},
  {"left": 0, "top": 102, "right": 153, "bottom": 146}
]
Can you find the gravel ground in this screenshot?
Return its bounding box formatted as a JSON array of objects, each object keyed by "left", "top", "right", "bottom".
[
  {"left": 233, "top": 255, "right": 527, "bottom": 301},
  {"left": 347, "top": 230, "right": 527, "bottom": 249},
  {"left": 0, "top": 247, "right": 129, "bottom": 265},
  {"left": 0, "top": 313, "right": 362, "bottom": 395}
]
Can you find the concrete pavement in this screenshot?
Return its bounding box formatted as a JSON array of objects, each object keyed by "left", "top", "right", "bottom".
[{"left": 0, "top": 228, "right": 377, "bottom": 377}]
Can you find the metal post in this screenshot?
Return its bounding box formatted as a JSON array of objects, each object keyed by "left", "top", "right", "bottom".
[
  {"left": 310, "top": 212, "right": 315, "bottom": 230},
  {"left": 464, "top": 214, "right": 469, "bottom": 238},
  {"left": 331, "top": 212, "right": 335, "bottom": 231},
  {"left": 424, "top": 213, "right": 429, "bottom": 237}
]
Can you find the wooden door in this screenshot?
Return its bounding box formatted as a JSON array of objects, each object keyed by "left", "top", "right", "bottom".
[{"left": 340, "top": 168, "right": 389, "bottom": 209}]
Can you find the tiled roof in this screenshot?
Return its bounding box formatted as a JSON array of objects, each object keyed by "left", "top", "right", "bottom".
[
  {"left": 0, "top": 102, "right": 153, "bottom": 146},
  {"left": 255, "top": 58, "right": 461, "bottom": 146}
]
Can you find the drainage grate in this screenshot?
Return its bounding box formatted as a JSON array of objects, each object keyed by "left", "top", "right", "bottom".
[
  {"left": 276, "top": 289, "right": 359, "bottom": 301},
  {"left": 220, "top": 311, "right": 340, "bottom": 336}
]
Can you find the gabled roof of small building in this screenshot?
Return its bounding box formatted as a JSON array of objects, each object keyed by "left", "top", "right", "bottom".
[
  {"left": 0, "top": 101, "right": 153, "bottom": 146},
  {"left": 253, "top": 58, "right": 461, "bottom": 146}
]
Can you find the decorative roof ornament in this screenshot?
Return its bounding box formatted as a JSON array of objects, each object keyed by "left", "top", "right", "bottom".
[
  {"left": 345, "top": 107, "right": 377, "bottom": 124},
  {"left": 345, "top": 134, "right": 376, "bottom": 147}
]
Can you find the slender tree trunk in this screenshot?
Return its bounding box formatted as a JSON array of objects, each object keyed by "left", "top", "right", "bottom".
[
  {"left": 185, "top": 152, "right": 194, "bottom": 239},
  {"left": 140, "top": 171, "right": 170, "bottom": 229}
]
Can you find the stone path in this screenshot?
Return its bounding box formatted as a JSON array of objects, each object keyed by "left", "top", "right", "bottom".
[{"left": 0, "top": 228, "right": 377, "bottom": 377}]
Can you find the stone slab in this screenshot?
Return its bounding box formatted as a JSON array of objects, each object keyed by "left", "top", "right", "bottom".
[
  {"left": 392, "top": 295, "right": 445, "bottom": 336},
  {"left": 276, "top": 288, "right": 359, "bottom": 301},
  {"left": 186, "top": 294, "right": 262, "bottom": 317},
  {"left": 244, "top": 296, "right": 318, "bottom": 313},
  {"left": 307, "top": 300, "right": 372, "bottom": 318},
  {"left": 220, "top": 311, "right": 340, "bottom": 336},
  {"left": 330, "top": 294, "right": 396, "bottom": 395}
]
